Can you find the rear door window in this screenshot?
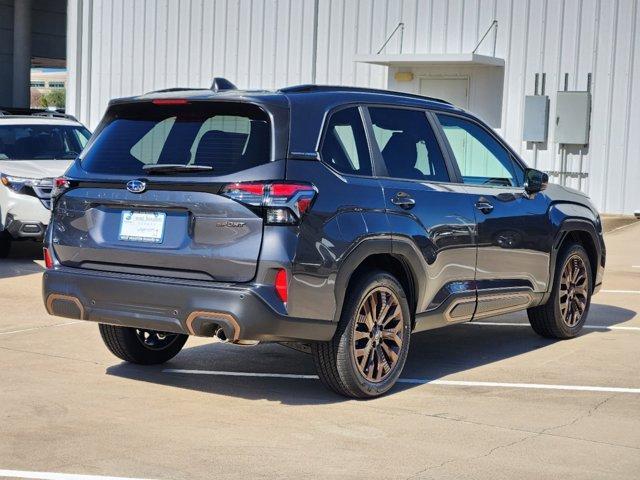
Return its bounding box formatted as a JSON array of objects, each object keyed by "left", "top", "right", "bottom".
[
  {"left": 320, "top": 107, "right": 372, "bottom": 176},
  {"left": 368, "top": 107, "right": 450, "bottom": 182},
  {"left": 80, "top": 102, "right": 270, "bottom": 175}
]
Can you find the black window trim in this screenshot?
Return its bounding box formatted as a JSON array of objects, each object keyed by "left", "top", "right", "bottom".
[
  {"left": 316, "top": 103, "right": 378, "bottom": 179},
  {"left": 431, "top": 110, "right": 527, "bottom": 189},
  {"left": 362, "top": 103, "right": 458, "bottom": 185}
]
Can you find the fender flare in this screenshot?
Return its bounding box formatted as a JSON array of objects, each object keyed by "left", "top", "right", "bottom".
[
  {"left": 543, "top": 218, "right": 603, "bottom": 303},
  {"left": 333, "top": 235, "right": 429, "bottom": 322}
]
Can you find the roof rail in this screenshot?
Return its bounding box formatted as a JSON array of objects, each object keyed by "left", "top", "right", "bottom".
[
  {"left": 279, "top": 84, "right": 452, "bottom": 105},
  {"left": 0, "top": 107, "right": 77, "bottom": 121},
  {"left": 211, "top": 77, "right": 237, "bottom": 92}
]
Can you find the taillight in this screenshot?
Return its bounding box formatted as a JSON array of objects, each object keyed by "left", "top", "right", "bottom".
[
  {"left": 43, "top": 247, "right": 53, "bottom": 269},
  {"left": 274, "top": 268, "right": 288, "bottom": 303},
  {"left": 221, "top": 182, "right": 316, "bottom": 225},
  {"left": 51, "top": 177, "right": 70, "bottom": 199}
]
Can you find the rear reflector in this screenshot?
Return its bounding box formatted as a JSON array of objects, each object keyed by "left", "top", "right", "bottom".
[
  {"left": 43, "top": 247, "right": 53, "bottom": 269},
  {"left": 152, "top": 99, "right": 189, "bottom": 105},
  {"left": 275, "top": 269, "right": 288, "bottom": 303}
]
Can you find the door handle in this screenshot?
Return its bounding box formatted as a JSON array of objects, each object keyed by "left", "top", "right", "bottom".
[
  {"left": 391, "top": 192, "right": 416, "bottom": 210},
  {"left": 475, "top": 200, "right": 494, "bottom": 214}
]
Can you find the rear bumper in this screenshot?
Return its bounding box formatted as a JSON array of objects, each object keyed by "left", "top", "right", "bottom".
[{"left": 42, "top": 267, "right": 336, "bottom": 343}]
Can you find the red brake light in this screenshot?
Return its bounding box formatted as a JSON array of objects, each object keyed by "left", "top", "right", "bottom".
[
  {"left": 269, "top": 183, "right": 311, "bottom": 197},
  {"left": 226, "top": 182, "right": 265, "bottom": 196},
  {"left": 267, "top": 183, "right": 316, "bottom": 219},
  {"left": 52, "top": 177, "right": 70, "bottom": 199},
  {"left": 152, "top": 99, "right": 189, "bottom": 105},
  {"left": 54, "top": 177, "right": 69, "bottom": 189},
  {"left": 43, "top": 247, "right": 53, "bottom": 269},
  {"left": 275, "top": 269, "right": 288, "bottom": 303},
  {"left": 221, "top": 182, "right": 316, "bottom": 225}
]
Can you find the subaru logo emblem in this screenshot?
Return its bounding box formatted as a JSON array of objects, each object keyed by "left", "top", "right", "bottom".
[{"left": 126, "top": 179, "right": 146, "bottom": 194}]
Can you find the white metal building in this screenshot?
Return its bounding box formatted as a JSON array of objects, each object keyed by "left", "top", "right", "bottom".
[{"left": 66, "top": 0, "right": 640, "bottom": 215}]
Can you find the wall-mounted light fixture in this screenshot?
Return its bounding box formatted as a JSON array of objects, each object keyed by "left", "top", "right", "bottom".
[{"left": 394, "top": 71, "right": 414, "bottom": 82}]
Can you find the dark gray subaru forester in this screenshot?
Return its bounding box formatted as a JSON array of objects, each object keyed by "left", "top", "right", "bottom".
[{"left": 43, "top": 79, "right": 605, "bottom": 398}]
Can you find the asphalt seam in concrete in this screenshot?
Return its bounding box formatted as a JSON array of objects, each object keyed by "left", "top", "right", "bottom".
[
  {"left": 0, "top": 345, "right": 105, "bottom": 366},
  {"left": 605, "top": 221, "right": 640, "bottom": 234},
  {"left": 0, "top": 321, "right": 82, "bottom": 336},
  {"left": 365, "top": 401, "right": 640, "bottom": 453}
]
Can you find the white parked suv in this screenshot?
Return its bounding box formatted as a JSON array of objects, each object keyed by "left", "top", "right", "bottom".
[{"left": 0, "top": 108, "right": 91, "bottom": 257}]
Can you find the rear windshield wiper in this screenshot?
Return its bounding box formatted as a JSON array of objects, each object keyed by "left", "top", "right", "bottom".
[{"left": 142, "top": 164, "right": 213, "bottom": 174}]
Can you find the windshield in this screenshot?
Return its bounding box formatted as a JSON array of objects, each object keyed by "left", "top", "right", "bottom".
[
  {"left": 0, "top": 124, "right": 91, "bottom": 160},
  {"left": 80, "top": 102, "right": 271, "bottom": 175}
]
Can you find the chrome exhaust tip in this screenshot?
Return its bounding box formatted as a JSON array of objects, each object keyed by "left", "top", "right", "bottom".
[{"left": 214, "top": 327, "right": 228, "bottom": 342}]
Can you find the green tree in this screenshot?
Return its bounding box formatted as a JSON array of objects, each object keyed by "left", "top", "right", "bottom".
[{"left": 41, "top": 89, "right": 66, "bottom": 109}]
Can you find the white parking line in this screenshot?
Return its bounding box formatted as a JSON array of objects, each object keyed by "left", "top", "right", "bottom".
[
  {"left": 0, "top": 321, "right": 82, "bottom": 336},
  {"left": 163, "top": 369, "right": 318, "bottom": 380},
  {"left": 396, "top": 379, "right": 640, "bottom": 394},
  {"left": 601, "top": 289, "right": 640, "bottom": 294},
  {"left": 0, "top": 470, "right": 157, "bottom": 480},
  {"left": 467, "top": 321, "right": 640, "bottom": 331},
  {"left": 162, "top": 369, "right": 640, "bottom": 394}
]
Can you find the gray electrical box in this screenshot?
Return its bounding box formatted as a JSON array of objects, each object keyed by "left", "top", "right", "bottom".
[
  {"left": 523, "top": 95, "right": 550, "bottom": 142},
  {"left": 555, "top": 91, "right": 591, "bottom": 144}
]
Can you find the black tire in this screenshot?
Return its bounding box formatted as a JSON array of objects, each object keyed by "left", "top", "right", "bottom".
[
  {"left": 0, "top": 232, "right": 11, "bottom": 259},
  {"left": 312, "top": 270, "right": 412, "bottom": 398},
  {"left": 527, "top": 243, "right": 592, "bottom": 339},
  {"left": 99, "top": 324, "right": 188, "bottom": 365}
]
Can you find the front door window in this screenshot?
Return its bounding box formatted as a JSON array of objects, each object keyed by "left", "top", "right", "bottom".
[{"left": 436, "top": 114, "right": 523, "bottom": 187}]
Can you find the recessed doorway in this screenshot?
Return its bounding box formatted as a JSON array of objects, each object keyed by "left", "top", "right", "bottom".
[{"left": 419, "top": 77, "right": 469, "bottom": 109}]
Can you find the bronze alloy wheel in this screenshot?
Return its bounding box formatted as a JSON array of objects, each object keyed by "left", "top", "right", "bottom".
[
  {"left": 352, "top": 286, "right": 404, "bottom": 383},
  {"left": 559, "top": 254, "right": 589, "bottom": 327}
]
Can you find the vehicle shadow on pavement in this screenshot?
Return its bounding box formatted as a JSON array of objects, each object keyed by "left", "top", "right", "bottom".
[
  {"left": 106, "top": 303, "right": 635, "bottom": 403},
  {"left": 0, "top": 241, "right": 44, "bottom": 279},
  {"left": 400, "top": 304, "right": 636, "bottom": 382},
  {"left": 107, "top": 342, "right": 342, "bottom": 404}
]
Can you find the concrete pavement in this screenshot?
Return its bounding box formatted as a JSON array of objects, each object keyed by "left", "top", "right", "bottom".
[{"left": 1, "top": 223, "right": 639, "bottom": 479}]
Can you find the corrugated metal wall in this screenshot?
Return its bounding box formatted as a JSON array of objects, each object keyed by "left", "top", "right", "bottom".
[{"left": 67, "top": 0, "right": 640, "bottom": 214}]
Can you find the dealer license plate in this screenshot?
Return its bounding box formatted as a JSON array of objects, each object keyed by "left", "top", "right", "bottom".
[{"left": 118, "top": 210, "right": 166, "bottom": 244}]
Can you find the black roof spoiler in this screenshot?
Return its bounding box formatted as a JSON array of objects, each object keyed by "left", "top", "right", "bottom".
[{"left": 145, "top": 78, "right": 238, "bottom": 96}]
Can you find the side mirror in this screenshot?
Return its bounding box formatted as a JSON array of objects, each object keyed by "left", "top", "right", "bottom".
[{"left": 524, "top": 168, "right": 548, "bottom": 194}]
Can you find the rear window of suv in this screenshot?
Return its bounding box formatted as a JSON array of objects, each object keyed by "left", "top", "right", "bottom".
[{"left": 80, "top": 102, "right": 271, "bottom": 175}]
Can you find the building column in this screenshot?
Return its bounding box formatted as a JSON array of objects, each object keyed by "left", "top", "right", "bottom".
[{"left": 12, "top": 0, "right": 32, "bottom": 107}]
